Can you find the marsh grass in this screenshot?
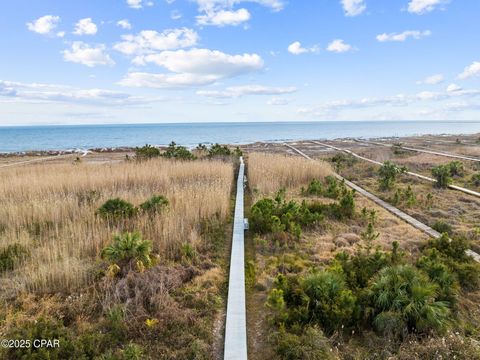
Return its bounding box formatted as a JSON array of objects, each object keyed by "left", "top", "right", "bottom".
[
  {"left": 0, "top": 158, "right": 233, "bottom": 295},
  {"left": 247, "top": 153, "right": 332, "bottom": 197}
]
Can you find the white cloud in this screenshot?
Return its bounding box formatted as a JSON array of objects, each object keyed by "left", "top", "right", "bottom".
[
  {"left": 267, "top": 97, "right": 291, "bottom": 105},
  {"left": 446, "top": 83, "right": 462, "bottom": 93},
  {"left": 0, "top": 80, "right": 154, "bottom": 106},
  {"left": 117, "top": 19, "right": 132, "bottom": 30},
  {"left": 376, "top": 30, "right": 431, "bottom": 42},
  {"left": 195, "top": 0, "right": 285, "bottom": 12},
  {"left": 114, "top": 28, "right": 198, "bottom": 56},
  {"left": 287, "top": 41, "right": 319, "bottom": 55},
  {"left": 27, "top": 15, "right": 61, "bottom": 35},
  {"left": 119, "top": 48, "right": 264, "bottom": 88},
  {"left": 297, "top": 85, "right": 480, "bottom": 118},
  {"left": 197, "top": 8, "right": 251, "bottom": 26},
  {"left": 407, "top": 0, "right": 448, "bottom": 14},
  {"left": 326, "top": 39, "right": 353, "bottom": 53},
  {"left": 458, "top": 61, "right": 480, "bottom": 80},
  {"left": 341, "top": 0, "right": 366, "bottom": 16},
  {"left": 126, "top": 0, "right": 154, "bottom": 8},
  {"left": 197, "top": 85, "right": 297, "bottom": 98},
  {"left": 416, "top": 73, "right": 444, "bottom": 85},
  {"left": 170, "top": 10, "right": 182, "bottom": 20},
  {"left": 193, "top": 0, "right": 284, "bottom": 26},
  {"left": 63, "top": 42, "right": 115, "bottom": 67},
  {"left": 73, "top": 18, "right": 98, "bottom": 36}
]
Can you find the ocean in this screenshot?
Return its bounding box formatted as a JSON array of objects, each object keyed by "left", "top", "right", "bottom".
[{"left": 1, "top": 121, "right": 480, "bottom": 153}]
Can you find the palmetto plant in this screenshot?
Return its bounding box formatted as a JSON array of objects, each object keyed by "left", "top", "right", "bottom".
[
  {"left": 101, "top": 232, "right": 154, "bottom": 273},
  {"left": 370, "top": 265, "right": 450, "bottom": 336}
]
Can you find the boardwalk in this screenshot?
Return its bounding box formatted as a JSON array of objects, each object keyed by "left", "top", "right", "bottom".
[
  {"left": 284, "top": 143, "right": 480, "bottom": 262},
  {"left": 354, "top": 139, "right": 480, "bottom": 163},
  {"left": 309, "top": 141, "right": 480, "bottom": 198},
  {"left": 224, "top": 157, "right": 248, "bottom": 360}
]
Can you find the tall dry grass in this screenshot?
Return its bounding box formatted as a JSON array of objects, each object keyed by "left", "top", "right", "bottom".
[
  {"left": 0, "top": 158, "right": 233, "bottom": 295},
  {"left": 247, "top": 152, "right": 332, "bottom": 197}
]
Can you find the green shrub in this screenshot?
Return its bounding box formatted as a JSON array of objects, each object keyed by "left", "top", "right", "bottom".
[
  {"left": 135, "top": 144, "right": 160, "bottom": 160},
  {"left": 272, "top": 327, "right": 334, "bottom": 360},
  {"left": 417, "top": 249, "right": 459, "bottom": 304},
  {"left": 139, "top": 195, "right": 169, "bottom": 214},
  {"left": 330, "top": 153, "right": 357, "bottom": 172},
  {"left": 424, "top": 234, "right": 480, "bottom": 291},
  {"left": 432, "top": 220, "right": 453, "bottom": 235},
  {"left": 471, "top": 172, "right": 480, "bottom": 187},
  {"left": 427, "top": 233, "right": 468, "bottom": 261},
  {"left": 337, "top": 188, "right": 356, "bottom": 219},
  {"left": 303, "top": 179, "right": 323, "bottom": 196},
  {"left": 207, "top": 143, "right": 231, "bottom": 157},
  {"left": 0, "top": 243, "right": 28, "bottom": 273},
  {"left": 378, "top": 161, "right": 407, "bottom": 190},
  {"left": 162, "top": 141, "right": 196, "bottom": 160},
  {"left": 97, "top": 198, "right": 137, "bottom": 220},
  {"left": 432, "top": 165, "right": 452, "bottom": 188},
  {"left": 324, "top": 176, "right": 342, "bottom": 199},
  {"left": 301, "top": 271, "right": 357, "bottom": 335},
  {"left": 101, "top": 232, "right": 155, "bottom": 273},
  {"left": 250, "top": 191, "right": 322, "bottom": 237},
  {"left": 370, "top": 265, "right": 450, "bottom": 336},
  {"left": 448, "top": 161, "right": 464, "bottom": 177},
  {"left": 334, "top": 247, "right": 389, "bottom": 290}
]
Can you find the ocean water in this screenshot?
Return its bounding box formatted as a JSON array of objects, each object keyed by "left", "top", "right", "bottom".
[{"left": 0, "top": 121, "right": 480, "bottom": 153}]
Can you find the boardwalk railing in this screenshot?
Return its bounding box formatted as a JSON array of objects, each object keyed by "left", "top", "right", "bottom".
[{"left": 224, "top": 157, "right": 248, "bottom": 360}]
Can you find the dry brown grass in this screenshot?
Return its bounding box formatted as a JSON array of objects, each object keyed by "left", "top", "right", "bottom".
[
  {"left": 0, "top": 158, "right": 233, "bottom": 296},
  {"left": 247, "top": 152, "right": 332, "bottom": 197}
]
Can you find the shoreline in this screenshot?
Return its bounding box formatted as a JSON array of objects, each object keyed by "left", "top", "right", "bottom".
[{"left": 1, "top": 131, "right": 479, "bottom": 157}]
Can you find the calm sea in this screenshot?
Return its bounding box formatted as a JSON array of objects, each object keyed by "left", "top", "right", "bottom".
[{"left": 1, "top": 121, "right": 480, "bottom": 153}]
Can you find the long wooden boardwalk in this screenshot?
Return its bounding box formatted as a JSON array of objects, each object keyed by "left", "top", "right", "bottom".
[
  {"left": 309, "top": 141, "right": 480, "bottom": 198},
  {"left": 224, "top": 157, "right": 248, "bottom": 360},
  {"left": 284, "top": 143, "right": 480, "bottom": 262},
  {"left": 354, "top": 139, "right": 480, "bottom": 163}
]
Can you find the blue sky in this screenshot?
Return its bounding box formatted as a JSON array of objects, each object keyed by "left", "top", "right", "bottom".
[{"left": 0, "top": 0, "right": 479, "bottom": 125}]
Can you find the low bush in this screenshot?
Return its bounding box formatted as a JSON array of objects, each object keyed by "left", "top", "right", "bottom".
[
  {"left": 370, "top": 265, "right": 450, "bottom": 337},
  {"left": 271, "top": 327, "right": 334, "bottom": 360},
  {"left": 101, "top": 232, "right": 155, "bottom": 274},
  {"left": 134, "top": 144, "right": 160, "bottom": 160},
  {"left": 268, "top": 270, "right": 357, "bottom": 335},
  {"left": 471, "top": 172, "right": 480, "bottom": 187},
  {"left": 302, "top": 271, "right": 357, "bottom": 335},
  {"left": 139, "top": 195, "right": 169, "bottom": 214},
  {"left": 0, "top": 243, "right": 29, "bottom": 273},
  {"left": 432, "top": 220, "right": 453, "bottom": 235},
  {"left": 330, "top": 153, "right": 357, "bottom": 172},
  {"left": 378, "top": 161, "right": 407, "bottom": 190},
  {"left": 207, "top": 143, "right": 231, "bottom": 157},
  {"left": 302, "top": 179, "right": 323, "bottom": 196},
  {"left": 324, "top": 175, "right": 344, "bottom": 199},
  {"left": 162, "top": 142, "right": 196, "bottom": 160},
  {"left": 447, "top": 161, "right": 464, "bottom": 177},
  {"left": 431, "top": 165, "right": 452, "bottom": 188},
  {"left": 250, "top": 190, "right": 323, "bottom": 238},
  {"left": 424, "top": 234, "right": 480, "bottom": 291},
  {"left": 97, "top": 198, "right": 137, "bottom": 220}
]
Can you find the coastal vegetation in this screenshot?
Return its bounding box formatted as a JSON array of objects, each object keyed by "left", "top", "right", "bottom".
[
  {"left": 246, "top": 151, "right": 480, "bottom": 360},
  {"left": 0, "top": 155, "right": 234, "bottom": 359}
]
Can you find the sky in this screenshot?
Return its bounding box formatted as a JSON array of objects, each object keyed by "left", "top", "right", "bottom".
[{"left": 0, "top": 0, "right": 479, "bottom": 125}]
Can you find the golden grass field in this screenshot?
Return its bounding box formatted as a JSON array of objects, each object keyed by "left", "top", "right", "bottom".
[
  {"left": 0, "top": 158, "right": 233, "bottom": 296},
  {"left": 247, "top": 152, "right": 333, "bottom": 198}
]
